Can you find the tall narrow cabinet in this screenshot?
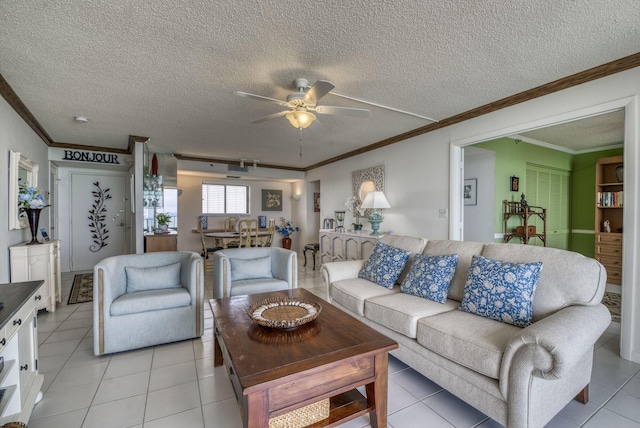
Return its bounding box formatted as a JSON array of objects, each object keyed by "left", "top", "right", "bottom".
[
  {"left": 594, "top": 156, "right": 623, "bottom": 285},
  {"left": 0, "top": 281, "right": 45, "bottom": 425},
  {"left": 9, "top": 240, "right": 61, "bottom": 312}
]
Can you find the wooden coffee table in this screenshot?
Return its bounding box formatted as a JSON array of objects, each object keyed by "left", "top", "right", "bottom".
[{"left": 210, "top": 288, "right": 398, "bottom": 428}]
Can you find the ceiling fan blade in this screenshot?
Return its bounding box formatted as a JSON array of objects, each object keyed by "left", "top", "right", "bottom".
[
  {"left": 234, "top": 91, "right": 288, "bottom": 107},
  {"left": 303, "top": 80, "right": 335, "bottom": 105},
  {"left": 250, "top": 110, "right": 289, "bottom": 124},
  {"left": 315, "top": 105, "right": 370, "bottom": 117}
]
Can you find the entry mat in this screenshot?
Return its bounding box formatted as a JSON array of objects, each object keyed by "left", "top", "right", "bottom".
[{"left": 68, "top": 273, "right": 94, "bottom": 305}]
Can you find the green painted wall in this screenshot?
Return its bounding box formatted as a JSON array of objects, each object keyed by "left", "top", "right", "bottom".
[
  {"left": 474, "top": 138, "right": 573, "bottom": 241},
  {"left": 571, "top": 148, "right": 623, "bottom": 257},
  {"left": 473, "top": 138, "right": 623, "bottom": 256}
]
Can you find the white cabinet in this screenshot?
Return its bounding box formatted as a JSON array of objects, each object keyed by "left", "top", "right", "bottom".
[
  {"left": 319, "top": 229, "right": 381, "bottom": 264},
  {"left": 0, "top": 281, "right": 44, "bottom": 425},
  {"left": 9, "top": 241, "right": 61, "bottom": 312}
]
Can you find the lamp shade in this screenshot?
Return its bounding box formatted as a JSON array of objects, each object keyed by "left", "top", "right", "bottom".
[
  {"left": 286, "top": 110, "right": 316, "bottom": 129},
  {"left": 360, "top": 191, "right": 391, "bottom": 209}
]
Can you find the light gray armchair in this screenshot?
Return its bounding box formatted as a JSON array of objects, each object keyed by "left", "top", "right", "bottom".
[
  {"left": 93, "top": 251, "right": 204, "bottom": 356},
  {"left": 213, "top": 247, "right": 297, "bottom": 298}
]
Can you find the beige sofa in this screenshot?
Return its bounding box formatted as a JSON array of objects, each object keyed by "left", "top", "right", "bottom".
[{"left": 321, "top": 235, "right": 610, "bottom": 428}]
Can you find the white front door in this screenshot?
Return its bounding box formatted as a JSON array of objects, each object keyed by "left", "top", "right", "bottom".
[{"left": 70, "top": 172, "right": 128, "bottom": 270}]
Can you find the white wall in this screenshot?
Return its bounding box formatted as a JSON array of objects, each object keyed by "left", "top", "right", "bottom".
[
  {"left": 464, "top": 147, "right": 496, "bottom": 243},
  {"left": 177, "top": 173, "right": 302, "bottom": 253},
  {"left": 306, "top": 127, "right": 453, "bottom": 240},
  {"left": 0, "top": 97, "right": 50, "bottom": 282}
]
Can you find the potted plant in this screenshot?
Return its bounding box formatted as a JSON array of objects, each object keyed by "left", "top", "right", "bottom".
[
  {"left": 345, "top": 195, "right": 365, "bottom": 232},
  {"left": 275, "top": 217, "right": 299, "bottom": 249},
  {"left": 156, "top": 213, "right": 172, "bottom": 232}
]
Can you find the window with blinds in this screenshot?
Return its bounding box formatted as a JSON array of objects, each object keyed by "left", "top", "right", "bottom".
[{"left": 202, "top": 183, "right": 249, "bottom": 214}]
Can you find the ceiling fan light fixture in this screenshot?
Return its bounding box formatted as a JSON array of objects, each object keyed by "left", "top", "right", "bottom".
[{"left": 286, "top": 110, "right": 316, "bottom": 129}]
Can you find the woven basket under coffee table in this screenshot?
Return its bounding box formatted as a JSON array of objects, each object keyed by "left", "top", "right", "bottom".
[{"left": 268, "top": 398, "right": 329, "bottom": 428}]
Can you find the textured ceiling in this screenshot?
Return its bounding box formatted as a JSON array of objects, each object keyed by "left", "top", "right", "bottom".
[
  {"left": 0, "top": 1, "right": 638, "bottom": 168},
  {"left": 517, "top": 110, "right": 625, "bottom": 153}
]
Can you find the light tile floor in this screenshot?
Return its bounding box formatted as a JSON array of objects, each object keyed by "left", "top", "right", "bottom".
[{"left": 27, "top": 256, "right": 640, "bottom": 427}]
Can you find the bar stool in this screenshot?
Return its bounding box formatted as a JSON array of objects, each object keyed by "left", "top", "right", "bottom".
[{"left": 303, "top": 243, "right": 320, "bottom": 270}]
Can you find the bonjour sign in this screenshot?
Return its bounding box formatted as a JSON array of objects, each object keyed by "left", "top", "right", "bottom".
[{"left": 63, "top": 150, "right": 120, "bottom": 165}]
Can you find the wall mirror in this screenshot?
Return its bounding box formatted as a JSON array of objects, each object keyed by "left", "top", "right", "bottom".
[
  {"left": 352, "top": 165, "right": 385, "bottom": 201},
  {"left": 9, "top": 150, "right": 39, "bottom": 230},
  {"left": 352, "top": 165, "right": 385, "bottom": 216}
]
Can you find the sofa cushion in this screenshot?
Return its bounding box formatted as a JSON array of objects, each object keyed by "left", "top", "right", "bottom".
[
  {"left": 229, "top": 256, "right": 273, "bottom": 281},
  {"left": 460, "top": 255, "right": 543, "bottom": 327},
  {"left": 359, "top": 241, "right": 411, "bottom": 289},
  {"left": 416, "top": 310, "right": 520, "bottom": 379},
  {"left": 401, "top": 254, "right": 459, "bottom": 303},
  {"left": 380, "top": 235, "right": 428, "bottom": 284},
  {"left": 125, "top": 262, "right": 181, "bottom": 294},
  {"left": 111, "top": 287, "right": 191, "bottom": 316},
  {"left": 365, "top": 293, "right": 459, "bottom": 338},
  {"left": 423, "top": 240, "right": 485, "bottom": 301},
  {"left": 229, "top": 278, "right": 290, "bottom": 296},
  {"left": 331, "top": 278, "right": 399, "bottom": 316},
  {"left": 481, "top": 243, "right": 606, "bottom": 322}
]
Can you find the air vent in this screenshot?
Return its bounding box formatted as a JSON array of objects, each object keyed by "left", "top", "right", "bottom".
[
  {"left": 228, "top": 164, "right": 248, "bottom": 173},
  {"left": 226, "top": 175, "right": 241, "bottom": 179}
]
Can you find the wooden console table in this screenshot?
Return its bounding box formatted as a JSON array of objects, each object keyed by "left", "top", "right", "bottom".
[{"left": 145, "top": 232, "right": 177, "bottom": 252}]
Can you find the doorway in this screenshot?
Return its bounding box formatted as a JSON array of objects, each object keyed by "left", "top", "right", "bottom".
[{"left": 450, "top": 99, "right": 637, "bottom": 362}]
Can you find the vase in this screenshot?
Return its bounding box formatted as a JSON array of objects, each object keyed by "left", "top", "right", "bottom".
[
  {"left": 616, "top": 165, "right": 624, "bottom": 183},
  {"left": 26, "top": 208, "right": 42, "bottom": 245},
  {"left": 282, "top": 236, "right": 292, "bottom": 249}
]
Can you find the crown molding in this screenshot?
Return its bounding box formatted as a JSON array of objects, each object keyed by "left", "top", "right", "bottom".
[
  {"left": 173, "top": 154, "right": 305, "bottom": 172},
  {"left": 305, "top": 52, "right": 640, "bottom": 170},
  {"left": 50, "top": 141, "right": 133, "bottom": 154},
  {"left": 0, "top": 73, "right": 54, "bottom": 145}
]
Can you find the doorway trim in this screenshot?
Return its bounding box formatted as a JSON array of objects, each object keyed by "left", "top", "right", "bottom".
[{"left": 449, "top": 95, "right": 639, "bottom": 362}]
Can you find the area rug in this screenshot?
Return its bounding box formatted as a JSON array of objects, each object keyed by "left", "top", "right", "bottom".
[
  {"left": 602, "top": 291, "right": 621, "bottom": 323},
  {"left": 68, "top": 273, "right": 94, "bottom": 304}
]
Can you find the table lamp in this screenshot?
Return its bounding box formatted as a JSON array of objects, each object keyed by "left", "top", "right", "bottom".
[{"left": 360, "top": 191, "right": 391, "bottom": 236}]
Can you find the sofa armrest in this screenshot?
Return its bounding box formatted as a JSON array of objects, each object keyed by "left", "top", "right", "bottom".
[
  {"left": 180, "top": 252, "right": 204, "bottom": 300},
  {"left": 499, "top": 304, "right": 611, "bottom": 400},
  {"left": 270, "top": 248, "right": 298, "bottom": 289},
  {"left": 320, "top": 260, "right": 366, "bottom": 302}
]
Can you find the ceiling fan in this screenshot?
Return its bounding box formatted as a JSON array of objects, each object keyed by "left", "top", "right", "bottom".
[{"left": 235, "top": 78, "right": 370, "bottom": 129}]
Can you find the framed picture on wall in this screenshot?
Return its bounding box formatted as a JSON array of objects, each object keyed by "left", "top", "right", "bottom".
[
  {"left": 464, "top": 179, "right": 477, "bottom": 206},
  {"left": 510, "top": 176, "right": 519, "bottom": 192},
  {"left": 262, "top": 189, "right": 282, "bottom": 211},
  {"left": 314, "top": 193, "right": 320, "bottom": 212}
]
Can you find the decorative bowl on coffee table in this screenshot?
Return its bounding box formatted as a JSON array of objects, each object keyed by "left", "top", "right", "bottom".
[{"left": 248, "top": 297, "right": 321, "bottom": 329}]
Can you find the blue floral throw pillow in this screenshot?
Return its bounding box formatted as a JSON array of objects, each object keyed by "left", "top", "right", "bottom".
[
  {"left": 358, "top": 242, "right": 411, "bottom": 289},
  {"left": 401, "top": 254, "right": 459, "bottom": 303},
  {"left": 460, "top": 255, "right": 543, "bottom": 327}
]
